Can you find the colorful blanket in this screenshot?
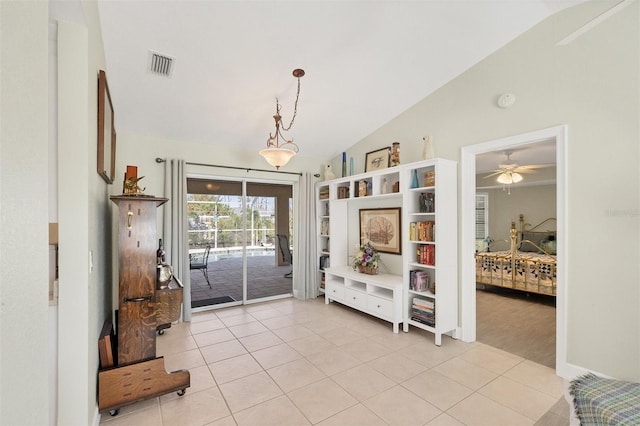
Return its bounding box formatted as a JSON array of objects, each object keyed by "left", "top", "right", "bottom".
[{"left": 570, "top": 373, "right": 640, "bottom": 425}]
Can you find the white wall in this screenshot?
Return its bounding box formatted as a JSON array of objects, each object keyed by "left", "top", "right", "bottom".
[
  {"left": 0, "top": 2, "right": 50, "bottom": 424},
  {"left": 486, "top": 184, "right": 557, "bottom": 244},
  {"left": 56, "top": 2, "right": 111, "bottom": 424},
  {"left": 335, "top": 2, "right": 639, "bottom": 380}
]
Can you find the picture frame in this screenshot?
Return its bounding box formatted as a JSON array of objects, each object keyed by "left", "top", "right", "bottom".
[
  {"left": 364, "top": 147, "right": 390, "bottom": 172},
  {"left": 359, "top": 207, "right": 402, "bottom": 254},
  {"left": 97, "top": 70, "right": 116, "bottom": 184}
]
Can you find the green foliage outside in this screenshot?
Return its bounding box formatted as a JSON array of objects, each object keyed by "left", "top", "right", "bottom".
[{"left": 187, "top": 194, "right": 279, "bottom": 248}]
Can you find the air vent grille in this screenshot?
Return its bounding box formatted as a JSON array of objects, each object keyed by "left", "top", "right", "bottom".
[{"left": 148, "top": 52, "right": 174, "bottom": 77}]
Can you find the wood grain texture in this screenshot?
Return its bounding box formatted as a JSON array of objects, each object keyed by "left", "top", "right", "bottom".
[
  {"left": 156, "top": 277, "right": 183, "bottom": 326},
  {"left": 98, "top": 357, "right": 190, "bottom": 411}
]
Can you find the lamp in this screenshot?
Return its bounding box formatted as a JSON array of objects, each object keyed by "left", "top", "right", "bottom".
[{"left": 260, "top": 68, "right": 305, "bottom": 169}]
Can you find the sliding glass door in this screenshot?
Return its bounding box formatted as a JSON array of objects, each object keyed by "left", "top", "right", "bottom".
[{"left": 187, "top": 178, "right": 293, "bottom": 310}]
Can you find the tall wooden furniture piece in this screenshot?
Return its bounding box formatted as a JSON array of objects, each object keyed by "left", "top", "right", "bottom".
[{"left": 98, "top": 195, "right": 189, "bottom": 415}]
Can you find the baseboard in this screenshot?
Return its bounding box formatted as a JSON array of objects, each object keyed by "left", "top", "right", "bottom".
[{"left": 92, "top": 405, "right": 101, "bottom": 426}]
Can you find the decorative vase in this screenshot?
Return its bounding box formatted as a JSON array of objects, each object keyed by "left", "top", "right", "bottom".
[
  {"left": 390, "top": 142, "right": 400, "bottom": 167},
  {"left": 358, "top": 265, "right": 378, "bottom": 275},
  {"left": 422, "top": 136, "right": 434, "bottom": 160},
  {"left": 410, "top": 169, "right": 419, "bottom": 188}
]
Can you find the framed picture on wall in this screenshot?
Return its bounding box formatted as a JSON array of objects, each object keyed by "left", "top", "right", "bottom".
[
  {"left": 364, "top": 147, "right": 390, "bottom": 172},
  {"left": 97, "top": 70, "right": 116, "bottom": 184},
  {"left": 359, "top": 207, "right": 402, "bottom": 254}
]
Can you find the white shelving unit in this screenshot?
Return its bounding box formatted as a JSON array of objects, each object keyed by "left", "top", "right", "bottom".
[
  {"left": 316, "top": 183, "right": 331, "bottom": 294},
  {"left": 324, "top": 266, "right": 403, "bottom": 333},
  {"left": 315, "top": 159, "right": 458, "bottom": 344},
  {"left": 402, "top": 159, "right": 458, "bottom": 345}
]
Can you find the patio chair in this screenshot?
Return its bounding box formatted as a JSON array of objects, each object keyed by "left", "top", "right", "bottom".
[
  {"left": 276, "top": 234, "right": 293, "bottom": 278},
  {"left": 190, "top": 245, "right": 212, "bottom": 288}
]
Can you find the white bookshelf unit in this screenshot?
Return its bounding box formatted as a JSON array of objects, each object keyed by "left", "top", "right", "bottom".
[
  {"left": 316, "top": 183, "right": 331, "bottom": 294},
  {"left": 402, "top": 159, "right": 458, "bottom": 345},
  {"left": 316, "top": 158, "right": 458, "bottom": 344}
]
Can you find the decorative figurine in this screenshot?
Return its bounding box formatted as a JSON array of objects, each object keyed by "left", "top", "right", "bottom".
[{"left": 324, "top": 164, "right": 336, "bottom": 181}]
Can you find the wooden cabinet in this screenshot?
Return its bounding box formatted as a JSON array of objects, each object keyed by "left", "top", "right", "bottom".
[{"left": 99, "top": 195, "right": 190, "bottom": 415}]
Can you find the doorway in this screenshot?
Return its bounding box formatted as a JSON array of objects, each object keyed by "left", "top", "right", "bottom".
[
  {"left": 186, "top": 178, "right": 294, "bottom": 309},
  {"left": 460, "top": 125, "right": 567, "bottom": 375}
]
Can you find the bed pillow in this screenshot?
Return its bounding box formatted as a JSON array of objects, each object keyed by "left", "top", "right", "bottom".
[{"left": 520, "top": 231, "right": 555, "bottom": 252}]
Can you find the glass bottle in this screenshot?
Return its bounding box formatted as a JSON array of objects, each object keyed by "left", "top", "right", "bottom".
[{"left": 156, "top": 238, "right": 165, "bottom": 265}]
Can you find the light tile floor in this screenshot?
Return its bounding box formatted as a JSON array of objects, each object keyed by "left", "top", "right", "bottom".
[{"left": 100, "top": 297, "right": 569, "bottom": 426}]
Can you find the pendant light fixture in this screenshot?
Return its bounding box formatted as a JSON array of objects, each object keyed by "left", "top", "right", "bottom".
[{"left": 259, "top": 69, "right": 305, "bottom": 170}]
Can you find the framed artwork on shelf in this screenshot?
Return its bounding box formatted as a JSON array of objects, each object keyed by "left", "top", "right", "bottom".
[
  {"left": 359, "top": 207, "right": 402, "bottom": 254},
  {"left": 97, "top": 69, "right": 116, "bottom": 184},
  {"left": 364, "top": 147, "right": 390, "bottom": 172}
]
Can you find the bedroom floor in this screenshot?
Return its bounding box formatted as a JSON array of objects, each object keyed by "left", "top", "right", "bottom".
[
  {"left": 99, "top": 297, "right": 569, "bottom": 425},
  {"left": 476, "top": 286, "right": 556, "bottom": 369}
]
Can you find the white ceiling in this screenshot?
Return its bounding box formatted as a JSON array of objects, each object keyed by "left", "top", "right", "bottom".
[{"left": 85, "top": 1, "right": 583, "bottom": 164}]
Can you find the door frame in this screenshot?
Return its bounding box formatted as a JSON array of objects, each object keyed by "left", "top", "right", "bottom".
[{"left": 460, "top": 124, "right": 569, "bottom": 376}]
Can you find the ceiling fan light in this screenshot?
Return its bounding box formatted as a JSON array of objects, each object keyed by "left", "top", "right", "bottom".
[
  {"left": 259, "top": 147, "right": 296, "bottom": 170},
  {"left": 497, "top": 173, "right": 512, "bottom": 184},
  {"left": 496, "top": 171, "right": 523, "bottom": 184}
]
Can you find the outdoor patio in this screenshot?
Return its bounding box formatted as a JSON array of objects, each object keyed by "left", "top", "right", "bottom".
[{"left": 189, "top": 250, "right": 293, "bottom": 307}]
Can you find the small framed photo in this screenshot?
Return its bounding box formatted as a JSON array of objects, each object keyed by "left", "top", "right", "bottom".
[
  {"left": 364, "top": 147, "right": 390, "bottom": 172},
  {"left": 359, "top": 207, "right": 402, "bottom": 254}
]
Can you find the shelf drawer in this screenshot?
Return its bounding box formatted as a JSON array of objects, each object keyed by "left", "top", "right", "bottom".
[
  {"left": 345, "top": 288, "right": 367, "bottom": 309},
  {"left": 326, "top": 284, "right": 344, "bottom": 301},
  {"left": 368, "top": 295, "right": 393, "bottom": 318}
]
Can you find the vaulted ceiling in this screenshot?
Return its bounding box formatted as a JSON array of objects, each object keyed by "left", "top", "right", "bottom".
[{"left": 60, "top": 1, "right": 586, "bottom": 163}]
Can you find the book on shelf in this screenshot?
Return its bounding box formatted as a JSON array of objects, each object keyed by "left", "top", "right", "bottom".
[
  {"left": 319, "top": 255, "right": 330, "bottom": 270},
  {"left": 409, "top": 220, "right": 435, "bottom": 242},
  {"left": 319, "top": 188, "right": 329, "bottom": 200},
  {"left": 412, "top": 296, "right": 434, "bottom": 309},
  {"left": 409, "top": 269, "right": 430, "bottom": 291},
  {"left": 320, "top": 272, "right": 325, "bottom": 289},
  {"left": 411, "top": 297, "right": 435, "bottom": 326},
  {"left": 416, "top": 244, "right": 435, "bottom": 265}
]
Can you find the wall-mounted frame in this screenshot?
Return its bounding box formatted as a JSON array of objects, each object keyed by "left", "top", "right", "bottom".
[
  {"left": 364, "top": 147, "right": 390, "bottom": 172},
  {"left": 97, "top": 70, "right": 116, "bottom": 184},
  {"left": 359, "top": 207, "right": 402, "bottom": 254}
]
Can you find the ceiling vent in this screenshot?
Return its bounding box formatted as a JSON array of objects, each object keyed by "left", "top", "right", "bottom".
[{"left": 148, "top": 51, "right": 174, "bottom": 77}]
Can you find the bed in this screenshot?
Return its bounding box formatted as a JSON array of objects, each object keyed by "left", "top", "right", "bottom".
[{"left": 475, "top": 214, "right": 557, "bottom": 296}]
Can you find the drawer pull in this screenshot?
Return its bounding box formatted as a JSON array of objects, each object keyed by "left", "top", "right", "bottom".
[{"left": 123, "top": 295, "right": 153, "bottom": 303}]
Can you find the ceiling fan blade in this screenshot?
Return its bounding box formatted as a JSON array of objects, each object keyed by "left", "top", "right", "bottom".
[
  {"left": 516, "top": 163, "right": 555, "bottom": 171},
  {"left": 483, "top": 171, "right": 504, "bottom": 179}
]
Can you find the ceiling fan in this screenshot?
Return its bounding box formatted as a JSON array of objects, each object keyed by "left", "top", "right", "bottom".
[{"left": 483, "top": 150, "right": 553, "bottom": 193}]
